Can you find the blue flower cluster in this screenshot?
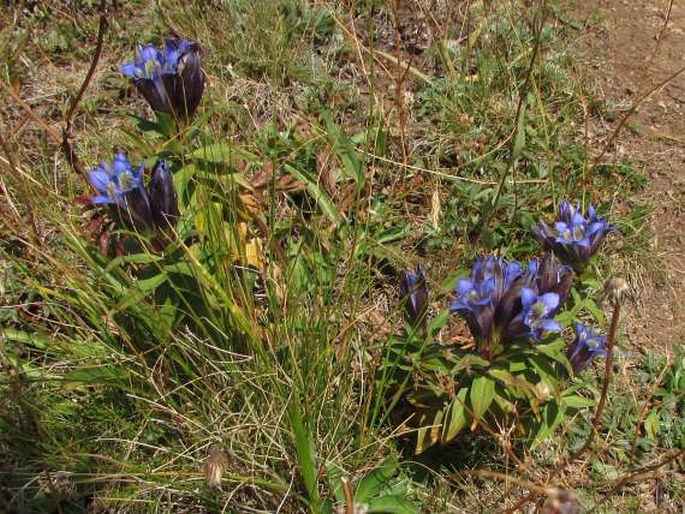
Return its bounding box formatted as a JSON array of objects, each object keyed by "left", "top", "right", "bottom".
[
  {"left": 449, "top": 253, "right": 572, "bottom": 358},
  {"left": 532, "top": 201, "right": 615, "bottom": 272},
  {"left": 86, "top": 36, "right": 206, "bottom": 232},
  {"left": 121, "top": 37, "right": 205, "bottom": 122},
  {"left": 88, "top": 153, "right": 178, "bottom": 231}
]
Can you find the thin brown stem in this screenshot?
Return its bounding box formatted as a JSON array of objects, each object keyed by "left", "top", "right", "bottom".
[
  {"left": 341, "top": 476, "right": 354, "bottom": 514},
  {"left": 592, "top": 302, "right": 620, "bottom": 429},
  {"left": 61, "top": 0, "right": 110, "bottom": 178}
]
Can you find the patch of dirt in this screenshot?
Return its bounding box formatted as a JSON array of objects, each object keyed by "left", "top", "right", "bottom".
[{"left": 572, "top": 0, "right": 685, "bottom": 353}]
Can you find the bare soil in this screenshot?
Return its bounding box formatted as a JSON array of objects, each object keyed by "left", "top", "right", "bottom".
[{"left": 573, "top": 0, "right": 685, "bottom": 353}]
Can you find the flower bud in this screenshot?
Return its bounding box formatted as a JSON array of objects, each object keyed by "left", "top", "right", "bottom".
[
  {"left": 400, "top": 265, "right": 428, "bottom": 330},
  {"left": 149, "top": 160, "right": 179, "bottom": 229},
  {"left": 167, "top": 39, "right": 205, "bottom": 121}
]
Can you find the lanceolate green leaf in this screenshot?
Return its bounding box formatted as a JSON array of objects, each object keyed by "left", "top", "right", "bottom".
[
  {"left": 470, "top": 376, "right": 496, "bottom": 421},
  {"left": 442, "top": 387, "right": 469, "bottom": 443},
  {"left": 355, "top": 459, "right": 396, "bottom": 502},
  {"left": 531, "top": 401, "right": 566, "bottom": 449},
  {"left": 289, "top": 402, "right": 321, "bottom": 512}
]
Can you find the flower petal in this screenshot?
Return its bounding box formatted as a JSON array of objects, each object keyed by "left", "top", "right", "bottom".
[
  {"left": 539, "top": 292, "right": 560, "bottom": 312},
  {"left": 88, "top": 169, "right": 111, "bottom": 193},
  {"left": 456, "top": 279, "right": 474, "bottom": 296},
  {"left": 540, "top": 318, "right": 561, "bottom": 333},
  {"left": 520, "top": 287, "right": 536, "bottom": 308}
]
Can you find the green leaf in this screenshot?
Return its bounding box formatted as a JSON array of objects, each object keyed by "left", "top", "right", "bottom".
[
  {"left": 534, "top": 338, "right": 567, "bottom": 362},
  {"left": 324, "top": 463, "right": 346, "bottom": 504},
  {"left": 442, "top": 387, "right": 469, "bottom": 443},
  {"left": 1, "top": 328, "right": 50, "bottom": 350},
  {"left": 488, "top": 368, "right": 537, "bottom": 397},
  {"left": 367, "top": 495, "right": 420, "bottom": 513},
  {"left": 532, "top": 401, "right": 565, "bottom": 448},
  {"left": 289, "top": 402, "right": 321, "bottom": 510},
  {"left": 188, "top": 142, "right": 260, "bottom": 164},
  {"left": 562, "top": 394, "right": 595, "bottom": 409},
  {"left": 427, "top": 309, "right": 450, "bottom": 334},
  {"left": 512, "top": 101, "right": 527, "bottom": 159},
  {"left": 103, "top": 252, "right": 163, "bottom": 274},
  {"left": 355, "top": 459, "right": 397, "bottom": 502},
  {"left": 322, "top": 111, "right": 365, "bottom": 189},
  {"left": 583, "top": 296, "right": 606, "bottom": 325},
  {"left": 644, "top": 411, "right": 660, "bottom": 440},
  {"left": 62, "top": 366, "right": 130, "bottom": 389},
  {"left": 470, "top": 376, "right": 495, "bottom": 421}
]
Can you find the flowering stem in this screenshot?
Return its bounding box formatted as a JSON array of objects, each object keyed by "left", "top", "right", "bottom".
[
  {"left": 592, "top": 301, "right": 620, "bottom": 429},
  {"left": 503, "top": 300, "right": 622, "bottom": 513}
]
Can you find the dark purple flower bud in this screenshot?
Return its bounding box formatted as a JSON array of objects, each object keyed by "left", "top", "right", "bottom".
[
  {"left": 401, "top": 265, "right": 429, "bottom": 330},
  {"left": 122, "top": 185, "right": 153, "bottom": 230},
  {"left": 532, "top": 201, "right": 616, "bottom": 273},
  {"left": 567, "top": 322, "right": 607, "bottom": 374},
  {"left": 534, "top": 252, "right": 574, "bottom": 310},
  {"left": 149, "top": 160, "right": 179, "bottom": 229},
  {"left": 121, "top": 37, "right": 205, "bottom": 122}
]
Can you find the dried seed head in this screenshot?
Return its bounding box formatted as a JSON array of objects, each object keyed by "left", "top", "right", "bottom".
[
  {"left": 204, "top": 446, "right": 227, "bottom": 489},
  {"left": 604, "top": 277, "right": 629, "bottom": 306}
]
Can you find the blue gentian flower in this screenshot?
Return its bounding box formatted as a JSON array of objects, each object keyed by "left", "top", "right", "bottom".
[
  {"left": 88, "top": 152, "right": 144, "bottom": 206},
  {"left": 87, "top": 152, "right": 152, "bottom": 229},
  {"left": 521, "top": 288, "right": 561, "bottom": 340},
  {"left": 401, "top": 265, "right": 429, "bottom": 330},
  {"left": 121, "top": 37, "right": 205, "bottom": 122},
  {"left": 149, "top": 160, "right": 179, "bottom": 229},
  {"left": 450, "top": 254, "right": 565, "bottom": 358},
  {"left": 567, "top": 322, "right": 607, "bottom": 373},
  {"left": 532, "top": 201, "right": 615, "bottom": 272}
]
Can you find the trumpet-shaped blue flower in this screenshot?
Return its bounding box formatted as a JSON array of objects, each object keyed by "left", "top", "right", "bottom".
[
  {"left": 87, "top": 152, "right": 152, "bottom": 230},
  {"left": 567, "top": 322, "right": 607, "bottom": 373},
  {"left": 450, "top": 254, "right": 565, "bottom": 358},
  {"left": 532, "top": 201, "right": 615, "bottom": 272},
  {"left": 401, "top": 265, "right": 429, "bottom": 330},
  {"left": 88, "top": 152, "right": 144, "bottom": 206},
  {"left": 521, "top": 288, "right": 561, "bottom": 340},
  {"left": 121, "top": 37, "right": 205, "bottom": 122}
]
